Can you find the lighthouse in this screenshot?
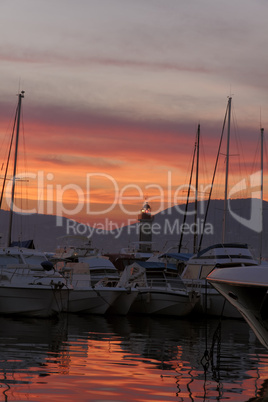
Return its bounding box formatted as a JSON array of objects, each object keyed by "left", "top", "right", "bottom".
[{"left": 137, "top": 201, "right": 154, "bottom": 253}]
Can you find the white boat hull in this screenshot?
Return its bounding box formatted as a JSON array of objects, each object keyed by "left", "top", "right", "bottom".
[
  {"left": 107, "top": 288, "right": 139, "bottom": 315},
  {"left": 0, "top": 286, "right": 69, "bottom": 317},
  {"left": 129, "top": 288, "right": 198, "bottom": 316},
  {"left": 183, "top": 280, "right": 242, "bottom": 318},
  {"left": 208, "top": 265, "right": 268, "bottom": 348},
  {"left": 181, "top": 243, "right": 258, "bottom": 318},
  {"left": 66, "top": 288, "right": 120, "bottom": 314},
  {"left": 210, "top": 282, "right": 268, "bottom": 347},
  {"left": 198, "top": 290, "right": 242, "bottom": 318}
]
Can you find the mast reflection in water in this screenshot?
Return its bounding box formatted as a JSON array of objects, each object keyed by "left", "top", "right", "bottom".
[{"left": 0, "top": 314, "right": 268, "bottom": 402}]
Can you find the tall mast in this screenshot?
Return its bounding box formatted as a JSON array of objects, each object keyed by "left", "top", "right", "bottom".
[
  {"left": 222, "top": 96, "right": 232, "bottom": 244},
  {"left": 7, "top": 91, "right": 25, "bottom": 247},
  {"left": 260, "top": 127, "right": 264, "bottom": 263},
  {"left": 0, "top": 113, "right": 17, "bottom": 209},
  {"left": 193, "top": 124, "right": 200, "bottom": 253},
  {"left": 178, "top": 125, "right": 198, "bottom": 253}
]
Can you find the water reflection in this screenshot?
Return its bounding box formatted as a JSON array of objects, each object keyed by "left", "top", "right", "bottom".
[
  {"left": 0, "top": 316, "right": 68, "bottom": 400},
  {"left": 0, "top": 313, "right": 268, "bottom": 401}
]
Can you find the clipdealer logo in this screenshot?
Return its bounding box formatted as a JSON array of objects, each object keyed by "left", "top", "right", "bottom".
[
  {"left": 4, "top": 171, "right": 210, "bottom": 219},
  {"left": 228, "top": 171, "right": 262, "bottom": 233},
  {"left": 65, "top": 217, "right": 214, "bottom": 239},
  {"left": 3, "top": 170, "right": 263, "bottom": 234}
]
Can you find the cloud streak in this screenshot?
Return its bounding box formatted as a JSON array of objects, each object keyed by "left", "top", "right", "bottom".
[
  {"left": 0, "top": 0, "right": 267, "bottom": 225},
  {"left": 0, "top": 47, "right": 213, "bottom": 75}
]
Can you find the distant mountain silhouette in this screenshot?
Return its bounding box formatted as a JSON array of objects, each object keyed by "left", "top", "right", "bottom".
[{"left": 0, "top": 198, "right": 266, "bottom": 259}]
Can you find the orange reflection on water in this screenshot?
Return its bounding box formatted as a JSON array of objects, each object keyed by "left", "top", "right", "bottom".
[
  {"left": 1, "top": 336, "right": 183, "bottom": 402},
  {"left": 2, "top": 316, "right": 268, "bottom": 402}
]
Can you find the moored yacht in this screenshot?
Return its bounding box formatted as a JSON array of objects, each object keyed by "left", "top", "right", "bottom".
[
  {"left": 53, "top": 242, "right": 138, "bottom": 315},
  {"left": 208, "top": 126, "right": 268, "bottom": 347},
  {"left": 0, "top": 92, "right": 70, "bottom": 317},
  {"left": 178, "top": 98, "right": 260, "bottom": 318},
  {"left": 180, "top": 243, "right": 258, "bottom": 317},
  {"left": 0, "top": 246, "right": 69, "bottom": 317},
  {"left": 207, "top": 262, "right": 268, "bottom": 348},
  {"left": 122, "top": 260, "right": 199, "bottom": 316}
]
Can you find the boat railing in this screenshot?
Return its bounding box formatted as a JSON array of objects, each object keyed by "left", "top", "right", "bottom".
[
  {"left": 1, "top": 265, "right": 46, "bottom": 280},
  {"left": 182, "top": 278, "right": 214, "bottom": 291},
  {"left": 168, "top": 277, "right": 188, "bottom": 290},
  {"left": 146, "top": 277, "right": 187, "bottom": 290}
]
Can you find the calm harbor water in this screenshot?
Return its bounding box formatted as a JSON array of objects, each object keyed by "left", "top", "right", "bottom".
[{"left": 0, "top": 313, "right": 268, "bottom": 402}]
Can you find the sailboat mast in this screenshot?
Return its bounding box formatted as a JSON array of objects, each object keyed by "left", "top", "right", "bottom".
[
  {"left": 260, "top": 127, "right": 264, "bottom": 263},
  {"left": 193, "top": 124, "right": 200, "bottom": 253},
  {"left": 222, "top": 96, "right": 232, "bottom": 244},
  {"left": 178, "top": 139, "right": 196, "bottom": 253},
  {"left": 0, "top": 112, "right": 17, "bottom": 209},
  {"left": 178, "top": 125, "right": 200, "bottom": 253},
  {"left": 7, "top": 91, "right": 25, "bottom": 247}
]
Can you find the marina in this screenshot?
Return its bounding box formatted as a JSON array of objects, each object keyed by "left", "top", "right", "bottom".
[
  {"left": 0, "top": 2, "right": 268, "bottom": 401},
  {"left": 0, "top": 313, "right": 268, "bottom": 402}
]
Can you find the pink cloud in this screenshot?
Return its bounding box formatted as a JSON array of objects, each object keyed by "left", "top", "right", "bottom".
[{"left": 0, "top": 47, "right": 211, "bottom": 75}]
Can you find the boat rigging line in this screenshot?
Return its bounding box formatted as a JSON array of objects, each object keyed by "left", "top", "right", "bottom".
[{"left": 197, "top": 98, "right": 229, "bottom": 252}]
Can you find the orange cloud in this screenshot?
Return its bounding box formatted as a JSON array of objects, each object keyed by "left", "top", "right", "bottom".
[{"left": 0, "top": 99, "right": 265, "bottom": 226}]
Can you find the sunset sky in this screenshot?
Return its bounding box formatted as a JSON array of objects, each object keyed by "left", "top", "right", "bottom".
[{"left": 0, "top": 0, "right": 268, "bottom": 227}]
